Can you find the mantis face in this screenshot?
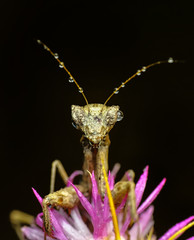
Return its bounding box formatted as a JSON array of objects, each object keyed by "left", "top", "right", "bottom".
[{"left": 71, "top": 104, "right": 123, "bottom": 144}]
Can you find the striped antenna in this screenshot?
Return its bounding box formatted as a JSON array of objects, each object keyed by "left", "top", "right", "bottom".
[
  {"left": 104, "top": 58, "right": 181, "bottom": 105},
  {"left": 37, "top": 40, "right": 89, "bottom": 105}
]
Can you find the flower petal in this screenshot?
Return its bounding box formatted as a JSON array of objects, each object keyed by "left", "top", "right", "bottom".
[
  {"left": 32, "top": 188, "right": 43, "bottom": 206},
  {"left": 91, "top": 171, "right": 99, "bottom": 204},
  {"left": 108, "top": 171, "right": 115, "bottom": 190},
  {"left": 116, "top": 193, "right": 128, "bottom": 215},
  {"left": 22, "top": 226, "right": 53, "bottom": 240},
  {"left": 48, "top": 208, "right": 68, "bottom": 240},
  {"left": 67, "top": 170, "right": 83, "bottom": 187},
  {"left": 35, "top": 213, "right": 43, "bottom": 228},
  {"left": 139, "top": 205, "right": 154, "bottom": 236},
  {"left": 158, "top": 216, "right": 194, "bottom": 240},
  {"left": 71, "top": 208, "right": 93, "bottom": 238},
  {"left": 69, "top": 182, "right": 94, "bottom": 218},
  {"left": 137, "top": 178, "right": 166, "bottom": 215},
  {"left": 135, "top": 166, "right": 149, "bottom": 207},
  {"left": 120, "top": 210, "right": 131, "bottom": 235},
  {"left": 129, "top": 206, "right": 154, "bottom": 240},
  {"left": 111, "top": 163, "right": 121, "bottom": 179},
  {"left": 103, "top": 194, "right": 110, "bottom": 221}
]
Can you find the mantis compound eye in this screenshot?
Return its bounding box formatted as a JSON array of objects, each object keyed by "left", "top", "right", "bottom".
[
  {"left": 117, "top": 110, "right": 124, "bottom": 121},
  {"left": 72, "top": 120, "right": 79, "bottom": 129}
]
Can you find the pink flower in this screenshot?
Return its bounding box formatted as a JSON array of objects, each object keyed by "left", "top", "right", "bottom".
[{"left": 21, "top": 166, "right": 194, "bottom": 240}]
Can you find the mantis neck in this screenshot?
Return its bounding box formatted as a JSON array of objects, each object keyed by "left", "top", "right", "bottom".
[{"left": 81, "top": 135, "right": 110, "bottom": 197}]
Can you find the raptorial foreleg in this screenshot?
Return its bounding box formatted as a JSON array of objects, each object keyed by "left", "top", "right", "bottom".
[{"left": 43, "top": 185, "right": 85, "bottom": 235}]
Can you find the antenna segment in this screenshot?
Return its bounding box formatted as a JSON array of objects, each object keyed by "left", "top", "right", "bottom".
[
  {"left": 104, "top": 58, "right": 181, "bottom": 105},
  {"left": 37, "top": 40, "right": 89, "bottom": 105}
]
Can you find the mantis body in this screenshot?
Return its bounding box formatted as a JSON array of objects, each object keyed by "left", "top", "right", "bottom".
[
  {"left": 10, "top": 40, "right": 177, "bottom": 239},
  {"left": 43, "top": 103, "right": 137, "bottom": 236}
]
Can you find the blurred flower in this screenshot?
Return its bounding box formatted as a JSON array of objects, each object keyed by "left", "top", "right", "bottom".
[{"left": 21, "top": 166, "right": 194, "bottom": 240}]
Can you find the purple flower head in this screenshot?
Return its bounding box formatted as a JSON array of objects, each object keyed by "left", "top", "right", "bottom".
[{"left": 21, "top": 166, "right": 194, "bottom": 240}]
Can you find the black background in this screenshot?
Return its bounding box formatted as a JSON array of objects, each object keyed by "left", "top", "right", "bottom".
[{"left": 2, "top": 1, "right": 194, "bottom": 239}]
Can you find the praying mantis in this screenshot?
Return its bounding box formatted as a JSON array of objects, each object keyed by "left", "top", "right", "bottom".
[{"left": 10, "top": 40, "right": 178, "bottom": 239}]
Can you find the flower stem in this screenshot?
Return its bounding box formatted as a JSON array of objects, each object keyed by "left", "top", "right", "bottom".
[{"left": 101, "top": 153, "right": 121, "bottom": 240}]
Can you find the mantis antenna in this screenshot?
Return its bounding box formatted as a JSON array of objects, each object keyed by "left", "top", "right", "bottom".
[
  {"left": 37, "top": 40, "right": 89, "bottom": 105},
  {"left": 104, "top": 58, "right": 181, "bottom": 105}
]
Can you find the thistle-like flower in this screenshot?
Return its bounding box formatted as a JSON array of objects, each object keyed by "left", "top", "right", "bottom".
[{"left": 21, "top": 165, "right": 194, "bottom": 240}]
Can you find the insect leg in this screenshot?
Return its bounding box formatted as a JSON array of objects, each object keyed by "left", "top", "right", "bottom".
[
  {"left": 119, "top": 169, "right": 138, "bottom": 222},
  {"left": 43, "top": 185, "right": 85, "bottom": 236},
  {"left": 50, "top": 159, "right": 69, "bottom": 193},
  {"left": 10, "top": 210, "right": 34, "bottom": 240},
  {"left": 111, "top": 180, "right": 137, "bottom": 221},
  {"left": 120, "top": 169, "right": 135, "bottom": 182},
  {"left": 123, "top": 180, "right": 137, "bottom": 222}
]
